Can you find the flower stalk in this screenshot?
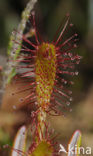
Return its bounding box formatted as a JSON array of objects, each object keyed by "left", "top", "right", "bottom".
[{"left": 4, "top": 0, "right": 37, "bottom": 86}]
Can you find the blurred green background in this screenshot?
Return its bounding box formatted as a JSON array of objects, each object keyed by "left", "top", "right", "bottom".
[{"left": 0, "top": 0, "right": 93, "bottom": 155}]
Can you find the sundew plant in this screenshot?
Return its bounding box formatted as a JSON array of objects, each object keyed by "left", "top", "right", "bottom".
[{"left": 4, "top": 0, "right": 82, "bottom": 155}]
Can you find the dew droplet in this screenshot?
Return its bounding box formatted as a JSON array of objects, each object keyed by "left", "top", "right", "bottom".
[
  {"left": 78, "top": 55, "right": 82, "bottom": 60},
  {"left": 12, "top": 31, "right": 15, "bottom": 36},
  {"left": 71, "top": 57, "right": 75, "bottom": 61},
  {"left": 35, "top": 102, "right": 38, "bottom": 105},
  {"left": 74, "top": 33, "right": 78, "bottom": 37},
  {"left": 69, "top": 97, "right": 73, "bottom": 101},
  {"left": 66, "top": 102, "right": 70, "bottom": 106},
  {"left": 31, "top": 111, "right": 35, "bottom": 117},
  {"left": 70, "top": 81, "right": 74, "bottom": 85},
  {"left": 22, "top": 23, "right": 25, "bottom": 28},
  {"left": 70, "top": 23, "right": 74, "bottom": 27},
  {"left": 76, "top": 61, "right": 80, "bottom": 64},
  {"left": 13, "top": 105, "right": 16, "bottom": 110},
  {"left": 19, "top": 98, "right": 24, "bottom": 102},
  {"left": 74, "top": 44, "right": 77, "bottom": 48},
  {"left": 63, "top": 52, "right": 67, "bottom": 56},
  {"left": 64, "top": 81, "right": 67, "bottom": 84},
  {"left": 75, "top": 71, "right": 79, "bottom": 75},
  {"left": 68, "top": 53, "right": 72, "bottom": 57}
]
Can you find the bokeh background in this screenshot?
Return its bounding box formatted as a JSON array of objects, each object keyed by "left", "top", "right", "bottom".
[{"left": 0, "top": 0, "right": 93, "bottom": 155}]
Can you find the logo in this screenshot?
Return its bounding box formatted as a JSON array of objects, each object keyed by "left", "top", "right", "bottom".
[{"left": 59, "top": 144, "right": 92, "bottom": 155}]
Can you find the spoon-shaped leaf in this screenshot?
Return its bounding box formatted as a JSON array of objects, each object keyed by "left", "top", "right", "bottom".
[
  {"left": 11, "top": 126, "right": 27, "bottom": 156},
  {"left": 67, "top": 130, "right": 81, "bottom": 156}
]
